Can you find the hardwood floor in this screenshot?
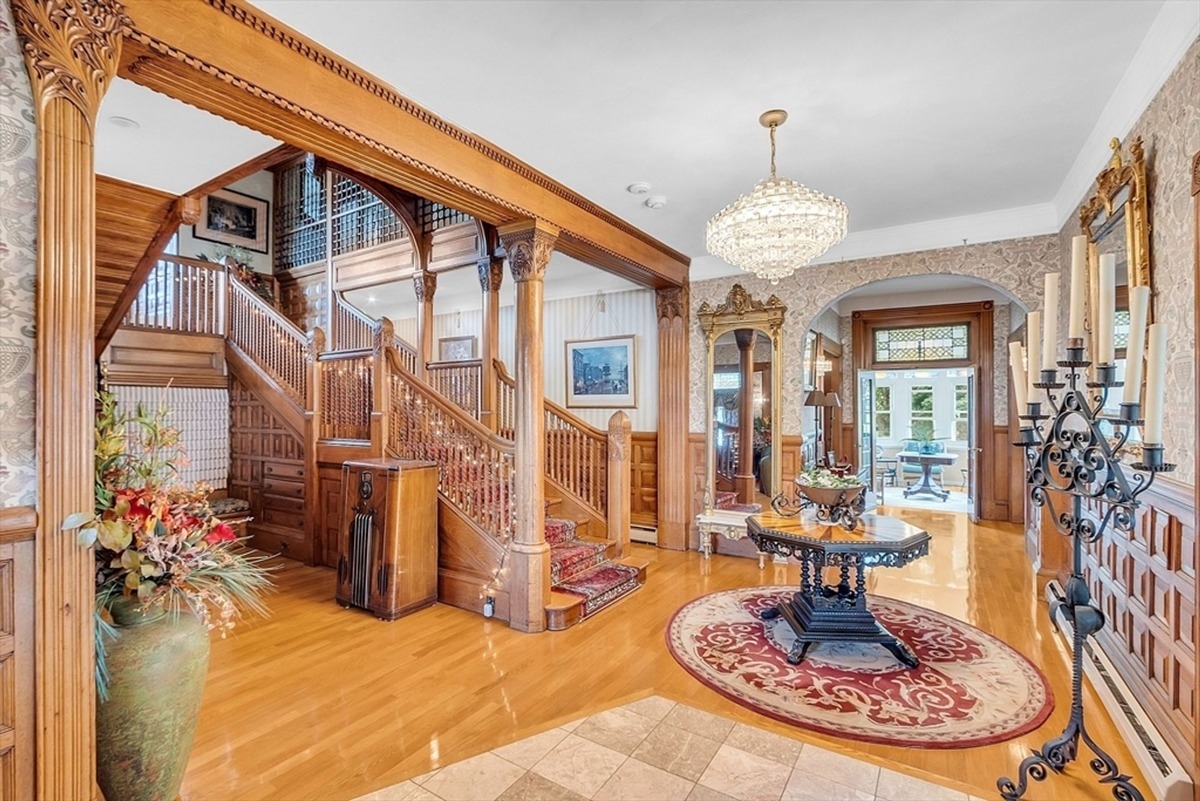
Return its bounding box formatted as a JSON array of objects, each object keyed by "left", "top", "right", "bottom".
[{"left": 182, "top": 507, "right": 1145, "bottom": 800}]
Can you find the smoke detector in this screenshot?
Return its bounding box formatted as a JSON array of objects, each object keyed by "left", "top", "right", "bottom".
[
  {"left": 644, "top": 195, "right": 667, "bottom": 209},
  {"left": 627, "top": 182, "right": 651, "bottom": 195}
]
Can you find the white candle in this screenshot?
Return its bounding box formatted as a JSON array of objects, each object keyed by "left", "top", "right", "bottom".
[
  {"left": 1042, "top": 273, "right": 1059, "bottom": 370},
  {"left": 1068, "top": 235, "right": 1087, "bottom": 340},
  {"left": 1009, "top": 341, "right": 1028, "bottom": 411},
  {"left": 1097, "top": 254, "right": 1115, "bottom": 364},
  {"left": 1121, "top": 286, "right": 1150, "bottom": 405},
  {"left": 1143, "top": 322, "right": 1167, "bottom": 444},
  {"left": 1026, "top": 311, "right": 1041, "bottom": 398}
]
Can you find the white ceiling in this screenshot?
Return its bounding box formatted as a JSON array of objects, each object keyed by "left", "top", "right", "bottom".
[{"left": 95, "top": 0, "right": 1199, "bottom": 291}]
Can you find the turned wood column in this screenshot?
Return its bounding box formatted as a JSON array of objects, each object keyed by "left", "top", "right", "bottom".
[
  {"left": 656, "top": 285, "right": 690, "bottom": 551},
  {"left": 13, "top": 0, "right": 126, "bottom": 797},
  {"left": 734, "top": 328, "right": 756, "bottom": 504},
  {"left": 413, "top": 270, "right": 436, "bottom": 379},
  {"left": 477, "top": 255, "right": 503, "bottom": 431},
  {"left": 498, "top": 220, "right": 557, "bottom": 633}
]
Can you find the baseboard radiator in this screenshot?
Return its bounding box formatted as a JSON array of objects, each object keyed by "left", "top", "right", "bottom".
[{"left": 1044, "top": 580, "right": 1193, "bottom": 801}]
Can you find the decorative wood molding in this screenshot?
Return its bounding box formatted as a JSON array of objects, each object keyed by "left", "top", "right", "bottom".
[
  {"left": 0, "top": 506, "right": 37, "bottom": 545},
  {"left": 655, "top": 285, "right": 686, "bottom": 321},
  {"left": 13, "top": 0, "right": 127, "bottom": 121},
  {"left": 477, "top": 256, "right": 503, "bottom": 293},
  {"left": 13, "top": 0, "right": 127, "bottom": 795},
  {"left": 116, "top": 0, "right": 687, "bottom": 286},
  {"left": 412, "top": 270, "right": 436, "bottom": 302},
  {"left": 498, "top": 220, "right": 558, "bottom": 283}
]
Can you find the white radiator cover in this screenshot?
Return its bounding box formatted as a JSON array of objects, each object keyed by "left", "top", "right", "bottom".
[{"left": 111, "top": 386, "right": 230, "bottom": 490}]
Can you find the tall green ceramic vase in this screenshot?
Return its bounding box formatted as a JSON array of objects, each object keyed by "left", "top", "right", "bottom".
[{"left": 96, "top": 597, "right": 210, "bottom": 801}]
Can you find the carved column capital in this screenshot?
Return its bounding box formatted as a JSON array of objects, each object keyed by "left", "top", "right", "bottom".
[
  {"left": 498, "top": 220, "right": 558, "bottom": 283},
  {"left": 13, "top": 0, "right": 128, "bottom": 123},
  {"left": 655, "top": 285, "right": 687, "bottom": 321},
  {"left": 477, "top": 256, "right": 504, "bottom": 293},
  {"left": 413, "top": 270, "right": 437, "bottom": 302}
]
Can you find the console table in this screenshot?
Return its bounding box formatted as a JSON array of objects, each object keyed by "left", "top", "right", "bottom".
[
  {"left": 897, "top": 452, "right": 957, "bottom": 501},
  {"left": 747, "top": 512, "right": 931, "bottom": 667}
]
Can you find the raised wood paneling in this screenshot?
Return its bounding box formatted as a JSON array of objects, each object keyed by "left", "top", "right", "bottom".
[
  {"left": 1081, "top": 477, "right": 1196, "bottom": 770},
  {"left": 333, "top": 240, "right": 415, "bottom": 292},
  {"left": 278, "top": 264, "right": 326, "bottom": 334},
  {"left": 103, "top": 329, "right": 226, "bottom": 388},
  {"left": 229, "top": 374, "right": 311, "bottom": 563},
  {"left": 0, "top": 526, "right": 34, "bottom": 800},
  {"left": 96, "top": 175, "right": 177, "bottom": 338},
  {"left": 318, "top": 464, "right": 343, "bottom": 568},
  {"left": 428, "top": 221, "right": 482, "bottom": 272},
  {"left": 630, "top": 432, "right": 657, "bottom": 527}
]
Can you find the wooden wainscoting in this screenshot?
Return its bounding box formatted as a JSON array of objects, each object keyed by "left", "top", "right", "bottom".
[
  {"left": 1067, "top": 477, "right": 1196, "bottom": 771},
  {"left": 630, "top": 431, "right": 657, "bottom": 528},
  {"left": 0, "top": 507, "right": 35, "bottom": 800},
  {"left": 982, "top": 425, "right": 1014, "bottom": 522},
  {"left": 103, "top": 329, "right": 226, "bottom": 388},
  {"left": 277, "top": 263, "right": 326, "bottom": 333},
  {"left": 229, "top": 375, "right": 311, "bottom": 563}
]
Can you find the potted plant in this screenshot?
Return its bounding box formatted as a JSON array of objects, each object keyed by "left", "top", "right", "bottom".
[{"left": 66, "top": 392, "right": 271, "bottom": 801}]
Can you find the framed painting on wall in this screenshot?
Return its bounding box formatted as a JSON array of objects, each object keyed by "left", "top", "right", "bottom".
[
  {"left": 565, "top": 335, "right": 636, "bottom": 408},
  {"left": 438, "top": 335, "right": 477, "bottom": 361},
  {"left": 194, "top": 189, "right": 270, "bottom": 254}
]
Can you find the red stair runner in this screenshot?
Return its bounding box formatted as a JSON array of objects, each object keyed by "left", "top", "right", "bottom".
[{"left": 546, "top": 518, "right": 640, "bottom": 617}]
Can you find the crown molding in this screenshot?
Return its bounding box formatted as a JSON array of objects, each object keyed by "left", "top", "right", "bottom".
[
  {"left": 688, "top": 202, "right": 1058, "bottom": 281},
  {"left": 1051, "top": 2, "right": 1200, "bottom": 226}
]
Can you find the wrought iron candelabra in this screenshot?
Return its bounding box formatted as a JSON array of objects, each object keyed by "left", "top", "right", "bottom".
[{"left": 998, "top": 339, "right": 1173, "bottom": 801}]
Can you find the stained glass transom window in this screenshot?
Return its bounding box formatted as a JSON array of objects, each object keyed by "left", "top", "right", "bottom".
[
  {"left": 874, "top": 324, "right": 969, "bottom": 363},
  {"left": 1113, "top": 309, "right": 1131, "bottom": 351}
]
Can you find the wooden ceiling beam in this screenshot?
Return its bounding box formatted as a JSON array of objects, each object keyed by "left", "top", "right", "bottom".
[
  {"left": 185, "top": 143, "right": 301, "bottom": 199},
  {"left": 116, "top": 0, "right": 688, "bottom": 289}
]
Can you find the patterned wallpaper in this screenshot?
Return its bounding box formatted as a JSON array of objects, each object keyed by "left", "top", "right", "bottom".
[
  {"left": 0, "top": 6, "right": 37, "bottom": 508},
  {"left": 691, "top": 235, "right": 1059, "bottom": 436},
  {"left": 1059, "top": 37, "right": 1199, "bottom": 485}
]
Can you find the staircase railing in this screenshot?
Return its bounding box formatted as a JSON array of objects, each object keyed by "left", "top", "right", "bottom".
[
  {"left": 385, "top": 348, "right": 514, "bottom": 542},
  {"left": 319, "top": 349, "right": 373, "bottom": 441},
  {"left": 227, "top": 269, "right": 313, "bottom": 408},
  {"left": 121, "top": 255, "right": 226, "bottom": 336},
  {"left": 426, "top": 359, "right": 482, "bottom": 419},
  {"left": 495, "top": 360, "right": 606, "bottom": 516},
  {"left": 331, "top": 293, "right": 380, "bottom": 352}
]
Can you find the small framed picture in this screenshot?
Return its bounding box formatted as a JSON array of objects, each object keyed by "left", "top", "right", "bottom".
[
  {"left": 565, "top": 335, "right": 636, "bottom": 408},
  {"left": 438, "top": 335, "right": 477, "bottom": 361},
  {"left": 194, "top": 189, "right": 270, "bottom": 254}
]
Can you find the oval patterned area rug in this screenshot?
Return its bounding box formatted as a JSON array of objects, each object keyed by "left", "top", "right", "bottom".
[{"left": 666, "top": 587, "right": 1053, "bottom": 748}]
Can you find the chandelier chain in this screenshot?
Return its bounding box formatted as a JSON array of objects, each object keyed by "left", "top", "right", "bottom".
[{"left": 769, "top": 124, "right": 777, "bottom": 179}]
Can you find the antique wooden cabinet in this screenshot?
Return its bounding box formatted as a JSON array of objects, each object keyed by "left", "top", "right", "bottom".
[{"left": 336, "top": 458, "right": 438, "bottom": 620}]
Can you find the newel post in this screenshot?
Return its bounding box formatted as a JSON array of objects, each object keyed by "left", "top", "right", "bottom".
[
  {"left": 305, "top": 327, "right": 325, "bottom": 565},
  {"left": 607, "top": 411, "right": 633, "bottom": 558},
  {"left": 12, "top": 0, "right": 126, "bottom": 794},
  {"left": 371, "top": 317, "right": 394, "bottom": 456}
]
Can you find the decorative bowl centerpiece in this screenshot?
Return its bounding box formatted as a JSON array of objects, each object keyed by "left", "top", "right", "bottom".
[{"left": 773, "top": 466, "right": 866, "bottom": 530}]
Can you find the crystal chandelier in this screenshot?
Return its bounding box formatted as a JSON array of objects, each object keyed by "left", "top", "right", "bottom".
[{"left": 706, "top": 110, "right": 848, "bottom": 284}]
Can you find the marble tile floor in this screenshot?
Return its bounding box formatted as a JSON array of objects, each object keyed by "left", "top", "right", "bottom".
[{"left": 354, "top": 695, "right": 987, "bottom": 801}]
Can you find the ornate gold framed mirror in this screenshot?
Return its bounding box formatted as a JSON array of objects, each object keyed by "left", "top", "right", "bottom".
[
  {"left": 696, "top": 284, "right": 786, "bottom": 514},
  {"left": 1082, "top": 136, "right": 1152, "bottom": 350}
]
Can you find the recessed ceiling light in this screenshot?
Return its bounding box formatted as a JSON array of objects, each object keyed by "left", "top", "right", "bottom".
[
  {"left": 627, "top": 182, "right": 651, "bottom": 195},
  {"left": 644, "top": 196, "right": 667, "bottom": 209},
  {"left": 367, "top": 296, "right": 377, "bottom": 304},
  {"left": 108, "top": 115, "right": 140, "bottom": 129}
]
